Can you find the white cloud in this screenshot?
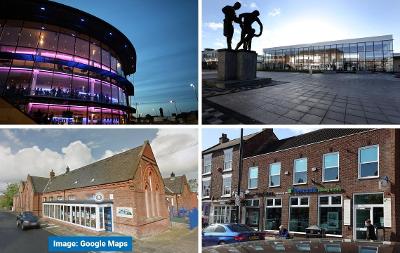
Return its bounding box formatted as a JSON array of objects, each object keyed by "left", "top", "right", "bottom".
[
  {"left": 205, "top": 22, "right": 223, "bottom": 30},
  {"left": 1, "top": 129, "right": 23, "bottom": 146},
  {"left": 289, "top": 128, "right": 321, "bottom": 135},
  {"left": 0, "top": 141, "right": 95, "bottom": 194},
  {"left": 151, "top": 129, "right": 197, "bottom": 179},
  {"left": 100, "top": 148, "right": 128, "bottom": 160},
  {"left": 268, "top": 8, "right": 281, "bottom": 17},
  {"left": 249, "top": 2, "right": 258, "bottom": 9}
]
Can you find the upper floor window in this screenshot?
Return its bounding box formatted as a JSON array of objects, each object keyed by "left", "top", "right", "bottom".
[
  {"left": 222, "top": 174, "right": 232, "bottom": 197},
  {"left": 223, "top": 148, "right": 233, "bottom": 171},
  {"left": 359, "top": 145, "right": 379, "bottom": 179},
  {"left": 203, "top": 154, "right": 212, "bottom": 174},
  {"left": 269, "top": 162, "right": 281, "bottom": 187},
  {"left": 293, "top": 158, "right": 307, "bottom": 185},
  {"left": 43, "top": 197, "right": 46, "bottom": 202},
  {"left": 202, "top": 177, "right": 211, "bottom": 198},
  {"left": 323, "top": 152, "right": 339, "bottom": 182},
  {"left": 248, "top": 166, "right": 258, "bottom": 189},
  {"left": 57, "top": 196, "right": 63, "bottom": 201},
  {"left": 68, "top": 195, "right": 76, "bottom": 200}
]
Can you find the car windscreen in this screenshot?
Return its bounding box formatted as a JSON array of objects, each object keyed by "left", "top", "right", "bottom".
[
  {"left": 227, "top": 224, "right": 254, "bottom": 232},
  {"left": 23, "top": 213, "right": 37, "bottom": 219}
]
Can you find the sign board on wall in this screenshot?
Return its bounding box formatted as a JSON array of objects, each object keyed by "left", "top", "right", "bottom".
[
  {"left": 384, "top": 198, "right": 392, "bottom": 227},
  {"left": 116, "top": 207, "right": 134, "bottom": 218},
  {"left": 343, "top": 199, "right": 351, "bottom": 226}
]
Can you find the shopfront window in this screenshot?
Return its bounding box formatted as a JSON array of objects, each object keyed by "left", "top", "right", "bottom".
[
  {"left": 222, "top": 174, "right": 232, "bottom": 196},
  {"left": 323, "top": 152, "right": 339, "bottom": 182},
  {"left": 269, "top": 162, "right": 281, "bottom": 187},
  {"left": 294, "top": 158, "right": 307, "bottom": 185},
  {"left": 223, "top": 148, "right": 233, "bottom": 171},
  {"left": 203, "top": 154, "right": 212, "bottom": 174},
  {"left": 319, "top": 195, "right": 342, "bottom": 235},
  {"left": 248, "top": 166, "right": 258, "bottom": 189},
  {"left": 202, "top": 178, "right": 211, "bottom": 198},
  {"left": 359, "top": 145, "right": 379, "bottom": 178},
  {"left": 289, "top": 197, "right": 309, "bottom": 232},
  {"left": 265, "top": 198, "right": 282, "bottom": 230}
]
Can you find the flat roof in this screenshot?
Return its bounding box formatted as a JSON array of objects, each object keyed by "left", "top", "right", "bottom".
[{"left": 264, "top": 35, "right": 393, "bottom": 52}]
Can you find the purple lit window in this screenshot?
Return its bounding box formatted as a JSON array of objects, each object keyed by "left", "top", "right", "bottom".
[
  {"left": 0, "top": 26, "right": 20, "bottom": 46},
  {"left": 19, "top": 28, "right": 40, "bottom": 48},
  {"left": 58, "top": 33, "right": 75, "bottom": 55}
]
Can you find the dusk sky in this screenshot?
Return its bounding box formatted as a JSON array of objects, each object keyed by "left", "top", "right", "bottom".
[
  {"left": 203, "top": 0, "right": 400, "bottom": 54},
  {"left": 55, "top": 0, "right": 198, "bottom": 116},
  {"left": 0, "top": 128, "right": 198, "bottom": 194},
  {"left": 202, "top": 128, "right": 321, "bottom": 150}
]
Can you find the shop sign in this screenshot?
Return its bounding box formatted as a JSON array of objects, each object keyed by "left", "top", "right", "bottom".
[
  {"left": 288, "top": 186, "right": 342, "bottom": 194},
  {"left": 116, "top": 207, "right": 134, "bottom": 218}
]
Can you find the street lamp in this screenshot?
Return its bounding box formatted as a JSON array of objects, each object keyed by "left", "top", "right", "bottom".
[
  {"left": 190, "top": 83, "right": 198, "bottom": 101},
  {"left": 169, "top": 100, "right": 178, "bottom": 115}
]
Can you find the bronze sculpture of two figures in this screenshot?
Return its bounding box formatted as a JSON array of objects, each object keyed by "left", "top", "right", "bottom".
[{"left": 222, "top": 2, "right": 263, "bottom": 51}]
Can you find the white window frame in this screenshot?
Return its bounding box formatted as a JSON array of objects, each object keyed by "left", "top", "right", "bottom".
[
  {"left": 318, "top": 194, "right": 343, "bottom": 237},
  {"left": 221, "top": 174, "right": 232, "bottom": 197},
  {"left": 223, "top": 148, "right": 233, "bottom": 172},
  {"left": 358, "top": 145, "right": 379, "bottom": 179},
  {"left": 288, "top": 196, "right": 310, "bottom": 234},
  {"left": 248, "top": 166, "right": 258, "bottom": 189},
  {"left": 265, "top": 197, "right": 282, "bottom": 208},
  {"left": 322, "top": 152, "right": 340, "bottom": 182},
  {"left": 293, "top": 158, "right": 307, "bottom": 185},
  {"left": 202, "top": 177, "right": 211, "bottom": 199},
  {"left": 269, "top": 162, "right": 281, "bottom": 187},
  {"left": 203, "top": 154, "right": 212, "bottom": 175}
]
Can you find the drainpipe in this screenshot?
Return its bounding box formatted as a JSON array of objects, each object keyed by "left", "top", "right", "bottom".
[{"left": 236, "top": 128, "right": 244, "bottom": 224}]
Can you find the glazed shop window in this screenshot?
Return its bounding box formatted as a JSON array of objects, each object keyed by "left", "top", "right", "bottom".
[
  {"left": 323, "top": 152, "right": 339, "bottom": 182},
  {"left": 203, "top": 154, "right": 212, "bottom": 174},
  {"left": 359, "top": 145, "right": 379, "bottom": 178},
  {"left": 293, "top": 158, "right": 307, "bottom": 185},
  {"left": 248, "top": 166, "right": 258, "bottom": 189},
  {"left": 289, "top": 197, "right": 309, "bottom": 232},
  {"left": 319, "top": 195, "right": 342, "bottom": 235},
  {"left": 222, "top": 174, "right": 232, "bottom": 197},
  {"left": 223, "top": 148, "right": 233, "bottom": 171},
  {"left": 265, "top": 198, "right": 282, "bottom": 230},
  {"left": 202, "top": 178, "right": 211, "bottom": 198},
  {"left": 269, "top": 162, "right": 281, "bottom": 187}
]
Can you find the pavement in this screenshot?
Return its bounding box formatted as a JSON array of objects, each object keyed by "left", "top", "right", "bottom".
[
  {"left": 0, "top": 211, "right": 198, "bottom": 253},
  {"left": 203, "top": 71, "right": 400, "bottom": 124}
]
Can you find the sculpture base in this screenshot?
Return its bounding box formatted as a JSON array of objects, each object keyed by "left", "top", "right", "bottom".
[
  {"left": 204, "top": 77, "right": 272, "bottom": 89},
  {"left": 217, "top": 49, "right": 257, "bottom": 81}
]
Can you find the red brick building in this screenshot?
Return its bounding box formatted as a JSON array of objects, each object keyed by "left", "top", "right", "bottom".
[
  {"left": 12, "top": 175, "right": 48, "bottom": 216},
  {"left": 201, "top": 129, "right": 277, "bottom": 225},
  {"left": 164, "top": 173, "right": 198, "bottom": 215},
  {"left": 14, "top": 141, "right": 169, "bottom": 238},
  {"left": 203, "top": 129, "right": 400, "bottom": 241}
]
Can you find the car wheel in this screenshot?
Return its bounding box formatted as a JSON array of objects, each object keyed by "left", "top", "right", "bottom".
[{"left": 218, "top": 241, "right": 226, "bottom": 245}]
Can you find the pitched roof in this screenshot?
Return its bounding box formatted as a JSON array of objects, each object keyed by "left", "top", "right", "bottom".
[
  {"left": 30, "top": 176, "right": 49, "bottom": 193},
  {"left": 203, "top": 132, "right": 260, "bottom": 154},
  {"left": 163, "top": 175, "right": 186, "bottom": 194},
  {"left": 44, "top": 145, "right": 144, "bottom": 193},
  {"left": 253, "top": 129, "right": 371, "bottom": 156}
]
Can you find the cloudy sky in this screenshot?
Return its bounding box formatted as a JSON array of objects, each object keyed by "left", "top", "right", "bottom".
[
  {"left": 203, "top": 0, "right": 400, "bottom": 54},
  {"left": 202, "top": 128, "right": 320, "bottom": 150},
  {"left": 0, "top": 128, "right": 197, "bottom": 194}
]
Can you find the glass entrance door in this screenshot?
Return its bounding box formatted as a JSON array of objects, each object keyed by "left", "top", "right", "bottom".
[
  {"left": 355, "top": 208, "right": 370, "bottom": 240},
  {"left": 245, "top": 208, "right": 260, "bottom": 230},
  {"left": 104, "top": 207, "right": 112, "bottom": 232}
]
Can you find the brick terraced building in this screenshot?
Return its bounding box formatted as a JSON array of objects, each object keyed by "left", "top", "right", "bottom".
[
  {"left": 202, "top": 129, "right": 400, "bottom": 241},
  {"left": 163, "top": 173, "right": 197, "bottom": 215},
  {"left": 13, "top": 141, "right": 169, "bottom": 238}
]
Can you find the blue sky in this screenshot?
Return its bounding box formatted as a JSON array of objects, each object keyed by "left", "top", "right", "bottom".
[
  {"left": 203, "top": 0, "right": 400, "bottom": 54},
  {"left": 0, "top": 128, "right": 198, "bottom": 193},
  {"left": 202, "top": 128, "right": 320, "bottom": 150},
  {"left": 55, "top": 0, "right": 198, "bottom": 116}
]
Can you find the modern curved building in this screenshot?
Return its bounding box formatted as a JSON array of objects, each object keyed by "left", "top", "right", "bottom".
[{"left": 0, "top": 0, "right": 136, "bottom": 124}]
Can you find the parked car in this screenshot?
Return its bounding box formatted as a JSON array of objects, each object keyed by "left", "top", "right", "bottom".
[
  {"left": 202, "top": 223, "right": 265, "bottom": 247},
  {"left": 16, "top": 211, "right": 40, "bottom": 230}
]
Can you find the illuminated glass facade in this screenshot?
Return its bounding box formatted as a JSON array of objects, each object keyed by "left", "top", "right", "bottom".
[
  {"left": 264, "top": 35, "right": 393, "bottom": 72},
  {"left": 0, "top": 1, "right": 136, "bottom": 124}
]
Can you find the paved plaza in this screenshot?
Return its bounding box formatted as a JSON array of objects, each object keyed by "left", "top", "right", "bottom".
[{"left": 203, "top": 71, "right": 400, "bottom": 124}]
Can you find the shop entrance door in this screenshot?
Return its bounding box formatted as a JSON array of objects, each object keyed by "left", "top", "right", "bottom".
[
  {"left": 245, "top": 208, "right": 260, "bottom": 231},
  {"left": 104, "top": 207, "right": 112, "bottom": 232},
  {"left": 354, "top": 207, "right": 384, "bottom": 240}
]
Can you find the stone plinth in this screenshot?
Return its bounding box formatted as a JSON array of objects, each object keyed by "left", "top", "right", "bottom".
[
  {"left": 237, "top": 50, "right": 257, "bottom": 80},
  {"left": 217, "top": 49, "right": 237, "bottom": 81},
  {"left": 217, "top": 50, "right": 257, "bottom": 81}
]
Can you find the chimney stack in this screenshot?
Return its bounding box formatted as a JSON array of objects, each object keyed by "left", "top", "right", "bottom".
[
  {"left": 65, "top": 166, "right": 70, "bottom": 174},
  {"left": 50, "top": 170, "right": 55, "bottom": 179},
  {"left": 170, "top": 172, "right": 175, "bottom": 178},
  {"left": 219, "top": 133, "right": 229, "bottom": 144}
]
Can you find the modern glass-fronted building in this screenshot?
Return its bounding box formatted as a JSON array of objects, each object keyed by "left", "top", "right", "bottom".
[
  {"left": 263, "top": 35, "right": 393, "bottom": 72},
  {"left": 0, "top": 0, "right": 136, "bottom": 124}
]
